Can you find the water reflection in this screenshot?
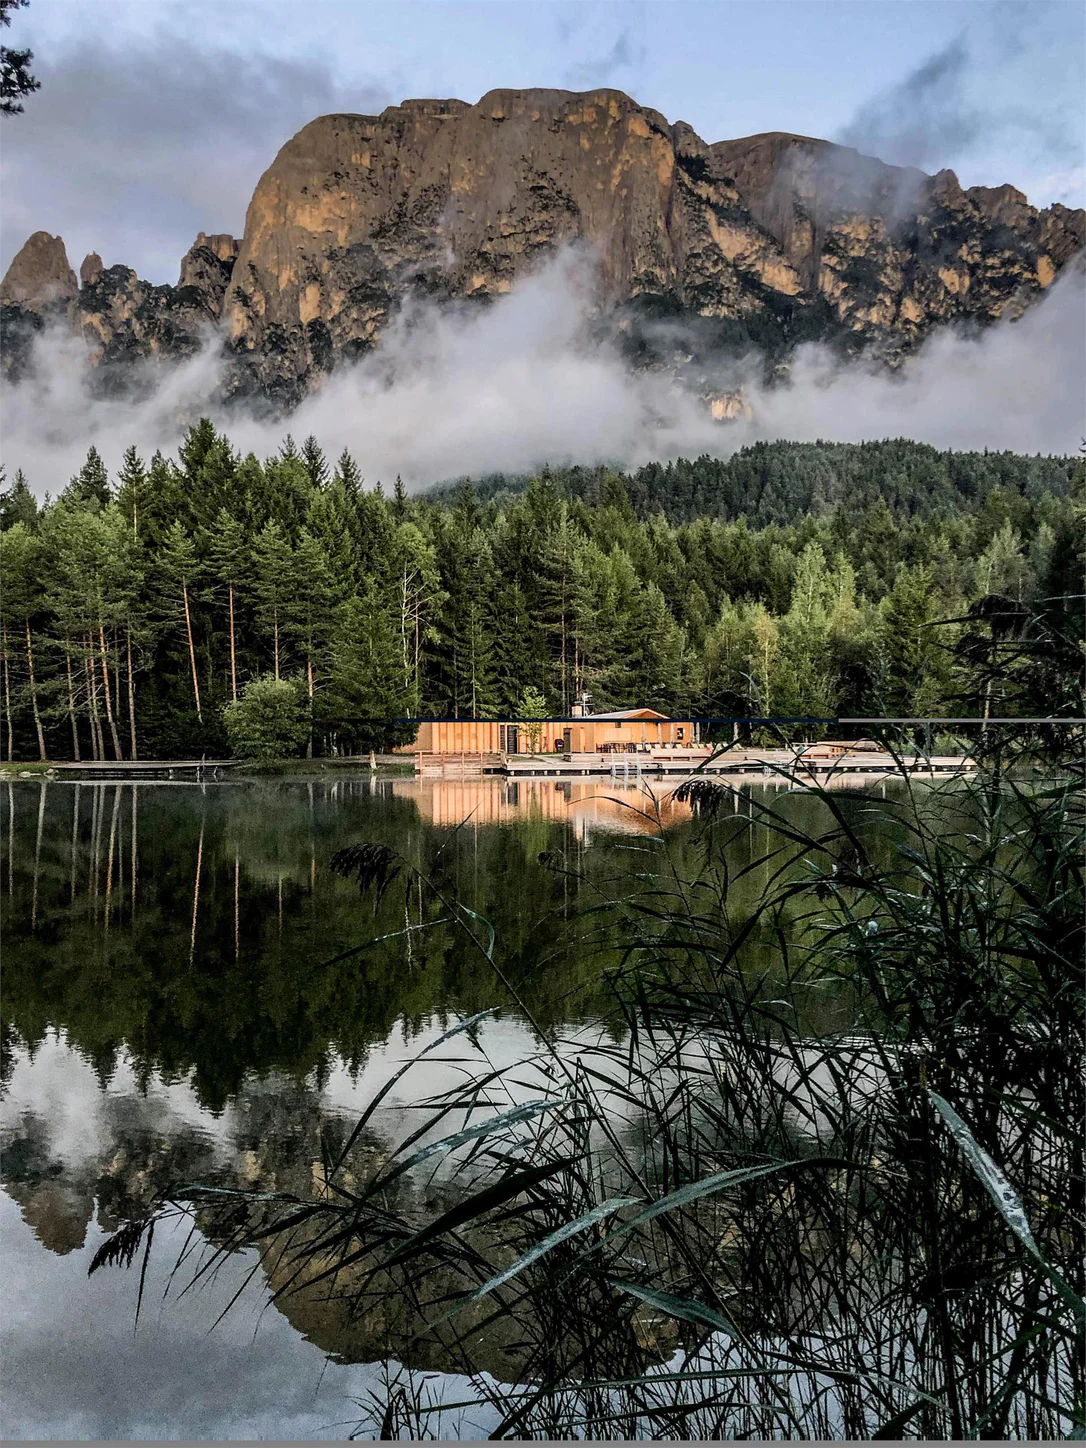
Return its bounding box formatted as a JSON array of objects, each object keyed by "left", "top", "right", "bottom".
[
  {"left": 0, "top": 773, "right": 884, "bottom": 1438},
  {"left": 400, "top": 775, "right": 694, "bottom": 836}
]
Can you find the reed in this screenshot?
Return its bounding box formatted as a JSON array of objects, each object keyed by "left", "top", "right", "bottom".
[{"left": 91, "top": 710, "right": 1084, "bottom": 1438}]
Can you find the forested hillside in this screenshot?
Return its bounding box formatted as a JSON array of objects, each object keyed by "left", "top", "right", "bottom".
[
  {"left": 0, "top": 427, "right": 1081, "bottom": 761},
  {"left": 449, "top": 440, "right": 1079, "bottom": 526}
]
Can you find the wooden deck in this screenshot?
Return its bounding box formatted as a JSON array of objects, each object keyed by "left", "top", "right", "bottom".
[
  {"left": 414, "top": 748, "right": 973, "bottom": 780},
  {"left": 40, "top": 760, "right": 245, "bottom": 781}
]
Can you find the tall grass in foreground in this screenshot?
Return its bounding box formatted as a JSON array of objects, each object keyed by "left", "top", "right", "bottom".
[{"left": 93, "top": 725, "right": 1084, "bottom": 1440}]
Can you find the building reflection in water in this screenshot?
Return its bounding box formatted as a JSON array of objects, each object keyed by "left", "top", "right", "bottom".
[{"left": 392, "top": 776, "right": 694, "bottom": 841}]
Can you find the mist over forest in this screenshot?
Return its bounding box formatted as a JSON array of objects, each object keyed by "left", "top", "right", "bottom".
[{"left": 3, "top": 254, "right": 1084, "bottom": 500}]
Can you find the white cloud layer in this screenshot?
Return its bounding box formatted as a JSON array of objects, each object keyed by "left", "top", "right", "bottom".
[{"left": 2, "top": 250, "right": 1083, "bottom": 500}]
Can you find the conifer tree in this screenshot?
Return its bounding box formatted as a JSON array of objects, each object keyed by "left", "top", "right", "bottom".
[
  {"left": 0, "top": 522, "right": 46, "bottom": 758},
  {"left": 334, "top": 448, "right": 362, "bottom": 492},
  {"left": 287, "top": 529, "right": 336, "bottom": 752},
  {"left": 252, "top": 521, "right": 294, "bottom": 680},
  {"left": 206, "top": 509, "right": 249, "bottom": 702},
  {"left": 323, "top": 590, "right": 412, "bottom": 752},
  {"left": 301, "top": 436, "right": 329, "bottom": 490},
  {"left": 114, "top": 446, "right": 148, "bottom": 536},
  {"left": 157, "top": 521, "right": 205, "bottom": 722},
  {"left": 178, "top": 418, "right": 219, "bottom": 480},
  {"left": 0, "top": 467, "right": 37, "bottom": 532},
  {"left": 881, "top": 564, "right": 937, "bottom": 716},
  {"left": 392, "top": 475, "right": 409, "bottom": 521},
  {"left": 67, "top": 446, "right": 111, "bottom": 509}
]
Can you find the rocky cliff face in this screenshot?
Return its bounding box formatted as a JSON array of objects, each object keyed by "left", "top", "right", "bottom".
[
  {"left": 1, "top": 228, "right": 239, "bottom": 387},
  {"left": 3, "top": 88, "right": 1082, "bottom": 404}
]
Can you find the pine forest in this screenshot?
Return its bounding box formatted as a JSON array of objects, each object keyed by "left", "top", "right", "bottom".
[{"left": 0, "top": 427, "right": 1081, "bottom": 761}]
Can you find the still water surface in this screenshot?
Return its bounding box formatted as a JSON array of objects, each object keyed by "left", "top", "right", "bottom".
[{"left": 1, "top": 772, "right": 863, "bottom": 1440}]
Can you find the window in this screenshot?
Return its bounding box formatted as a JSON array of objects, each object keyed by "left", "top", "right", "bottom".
[
  {"left": 677, "top": 727, "right": 685, "bottom": 740},
  {"left": 499, "top": 724, "right": 507, "bottom": 751}
]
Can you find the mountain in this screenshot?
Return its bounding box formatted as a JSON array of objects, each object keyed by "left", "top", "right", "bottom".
[{"left": 3, "top": 87, "right": 1082, "bottom": 406}]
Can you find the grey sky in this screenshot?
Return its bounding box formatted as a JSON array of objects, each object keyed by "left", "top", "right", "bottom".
[{"left": 2, "top": 0, "right": 1083, "bottom": 282}]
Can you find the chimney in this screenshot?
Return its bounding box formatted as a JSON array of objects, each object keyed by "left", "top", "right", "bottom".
[{"left": 572, "top": 690, "right": 591, "bottom": 718}]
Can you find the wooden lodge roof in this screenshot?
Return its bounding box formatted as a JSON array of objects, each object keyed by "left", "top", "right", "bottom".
[{"left": 584, "top": 708, "right": 672, "bottom": 721}]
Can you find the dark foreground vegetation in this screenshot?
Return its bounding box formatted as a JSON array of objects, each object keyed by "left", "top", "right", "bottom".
[
  {"left": 91, "top": 710, "right": 1084, "bottom": 1440},
  {"left": 1, "top": 433, "right": 1081, "bottom": 760}
]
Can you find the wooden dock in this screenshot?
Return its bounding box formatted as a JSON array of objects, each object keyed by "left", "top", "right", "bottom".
[
  {"left": 39, "top": 759, "right": 245, "bottom": 781},
  {"left": 469, "top": 748, "right": 974, "bottom": 780}
]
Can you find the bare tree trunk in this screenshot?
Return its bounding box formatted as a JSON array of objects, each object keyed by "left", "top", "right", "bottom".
[
  {"left": 273, "top": 606, "right": 280, "bottom": 681},
  {"left": 560, "top": 579, "right": 567, "bottom": 715},
  {"left": 190, "top": 816, "right": 204, "bottom": 960},
  {"left": 126, "top": 628, "right": 138, "bottom": 760},
  {"left": 83, "top": 642, "right": 101, "bottom": 761},
  {"left": 130, "top": 784, "right": 138, "bottom": 918},
  {"left": 65, "top": 646, "right": 81, "bottom": 761},
  {"left": 104, "top": 784, "right": 120, "bottom": 930},
  {"left": 182, "top": 582, "right": 202, "bottom": 720},
  {"left": 99, "top": 623, "right": 123, "bottom": 760},
  {"left": 306, "top": 646, "right": 314, "bottom": 758},
  {"left": 2, "top": 627, "right": 13, "bottom": 762},
  {"left": 400, "top": 569, "right": 411, "bottom": 690},
  {"left": 24, "top": 620, "right": 46, "bottom": 761},
  {"left": 70, "top": 783, "right": 79, "bottom": 904},
  {"left": 91, "top": 782, "right": 103, "bottom": 912},
  {"left": 228, "top": 582, "right": 237, "bottom": 702},
  {"left": 414, "top": 605, "right": 422, "bottom": 714},
  {"left": 233, "top": 855, "right": 239, "bottom": 962},
  {"left": 31, "top": 780, "right": 46, "bottom": 929},
  {"left": 6, "top": 781, "right": 13, "bottom": 897}
]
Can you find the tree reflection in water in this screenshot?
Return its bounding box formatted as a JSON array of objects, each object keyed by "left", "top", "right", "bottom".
[{"left": 3, "top": 754, "right": 1081, "bottom": 1439}]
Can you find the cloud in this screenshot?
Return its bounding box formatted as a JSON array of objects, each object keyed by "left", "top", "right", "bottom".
[
  {"left": 0, "top": 251, "right": 718, "bottom": 492},
  {"left": 837, "top": 35, "right": 982, "bottom": 173},
  {"left": 740, "top": 264, "right": 1086, "bottom": 456},
  {"left": 562, "top": 26, "right": 646, "bottom": 90},
  {"left": 557, "top": 4, "right": 646, "bottom": 92},
  {"left": 1, "top": 249, "right": 1083, "bottom": 501},
  {"left": 0, "top": 31, "right": 390, "bottom": 284},
  {"left": 837, "top": 5, "right": 1085, "bottom": 205}
]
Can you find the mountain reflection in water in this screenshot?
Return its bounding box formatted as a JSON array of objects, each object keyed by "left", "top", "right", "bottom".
[{"left": 1, "top": 773, "right": 871, "bottom": 1438}]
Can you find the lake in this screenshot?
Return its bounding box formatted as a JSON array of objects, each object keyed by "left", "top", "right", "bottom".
[{"left": 0, "top": 770, "right": 950, "bottom": 1439}]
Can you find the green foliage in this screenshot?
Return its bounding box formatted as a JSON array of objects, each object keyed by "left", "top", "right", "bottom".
[
  {"left": 2, "top": 421, "right": 1081, "bottom": 761},
  {"left": 0, "top": 467, "right": 37, "bottom": 531},
  {"left": 222, "top": 675, "right": 310, "bottom": 762},
  {"left": 515, "top": 685, "right": 549, "bottom": 752},
  {"left": 0, "top": 0, "right": 38, "bottom": 117},
  {"left": 66, "top": 446, "right": 111, "bottom": 509}
]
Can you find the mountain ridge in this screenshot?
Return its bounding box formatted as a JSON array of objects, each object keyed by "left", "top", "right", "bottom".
[{"left": 3, "top": 86, "right": 1082, "bottom": 407}]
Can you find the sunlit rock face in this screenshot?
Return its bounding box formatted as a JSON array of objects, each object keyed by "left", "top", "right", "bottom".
[
  {"left": 3, "top": 89, "right": 1083, "bottom": 403},
  {"left": 0, "top": 232, "right": 80, "bottom": 381},
  {"left": 0, "top": 230, "right": 79, "bottom": 307}
]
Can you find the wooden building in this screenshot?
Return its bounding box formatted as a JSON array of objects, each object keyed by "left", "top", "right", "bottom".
[{"left": 408, "top": 708, "right": 700, "bottom": 757}]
